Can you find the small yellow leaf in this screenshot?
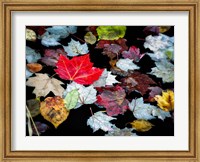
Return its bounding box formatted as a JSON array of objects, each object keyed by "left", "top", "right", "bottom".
[
  {"left": 154, "top": 90, "right": 174, "bottom": 111},
  {"left": 159, "top": 26, "right": 171, "bottom": 33},
  {"left": 84, "top": 32, "right": 96, "bottom": 45},
  {"left": 130, "top": 120, "right": 154, "bottom": 132},
  {"left": 26, "top": 28, "right": 37, "bottom": 42},
  {"left": 40, "top": 96, "right": 69, "bottom": 128}
]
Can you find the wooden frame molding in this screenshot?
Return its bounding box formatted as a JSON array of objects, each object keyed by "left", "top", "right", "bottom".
[{"left": 0, "top": 0, "right": 199, "bottom": 161}]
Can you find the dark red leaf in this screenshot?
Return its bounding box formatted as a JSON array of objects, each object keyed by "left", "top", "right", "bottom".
[
  {"left": 121, "top": 72, "right": 156, "bottom": 95},
  {"left": 96, "top": 85, "right": 129, "bottom": 116}
]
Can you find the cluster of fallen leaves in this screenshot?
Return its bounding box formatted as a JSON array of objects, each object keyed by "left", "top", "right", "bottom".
[{"left": 26, "top": 26, "right": 174, "bottom": 136}]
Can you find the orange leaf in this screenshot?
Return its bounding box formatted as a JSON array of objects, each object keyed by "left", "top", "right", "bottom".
[{"left": 27, "top": 63, "right": 42, "bottom": 73}]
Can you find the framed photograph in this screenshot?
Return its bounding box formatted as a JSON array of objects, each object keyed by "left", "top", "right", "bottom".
[{"left": 0, "top": 0, "right": 200, "bottom": 161}]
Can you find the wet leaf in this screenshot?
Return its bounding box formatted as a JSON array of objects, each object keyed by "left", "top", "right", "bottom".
[
  {"left": 26, "top": 99, "right": 40, "bottom": 117},
  {"left": 96, "top": 85, "right": 129, "bottom": 116},
  {"left": 149, "top": 60, "right": 174, "bottom": 83},
  {"left": 63, "top": 82, "right": 97, "bottom": 108},
  {"left": 87, "top": 111, "right": 116, "bottom": 132},
  {"left": 41, "top": 32, "right": 61, "bottom": 47},
  {"left": 121, "top": 72, "right": 156, "bottom": 95},
  {"left": 63, "top": 39, "right": 89, "bottom": 57},
  {"left": 130, "top": 120, "right": 154, "bottom": 132},
  {"left": 26, "top": 46, "right": 41, "bottom": 63},
  {"left": 26, "top": 29, "right": 37, "bottom": 42},
  {"left": 105, "top": 126, "right": 137, "bottom": 136},
  {"left": 27, "top": 63, "right": 42, "bottom": 73},
  {"left": 40, "top": 96, "right": 69, "bottom": 128},
  {"left": 97, "top": 26, "right": 126, "bottom": 40},
  {"left": 129, "top": 97, "right": 171, "bottom": 121},
  {"left": 122, "top": 46, "right": 144, "bottom": 62},
  {"left": 64, "top": 89, "right": 79, "bottom": 110},
  {"left": 155, "top": 90, "right": 174, "bottom": 111},
  {"left": 55, "top": 54, "right": 104, "bottom": 85},
  {"left": 40, "top": 48, "right": 66, "bottom": 67},
  {"left": 84, "top": 32, "right": 96, "bottom": 44},
  {"left": 32, "top": 122, "right": 49, "bottom": 135},
  {"left": 116, "top": 58, "right": 140, "bottom": 72},
  {"left": 26, "top": 73, "right": 65, "bottom": 97}
]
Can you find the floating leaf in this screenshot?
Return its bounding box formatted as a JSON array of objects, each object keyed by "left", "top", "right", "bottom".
[
  {"left": 155, "top": 90, "right": 174, "bottom": 111},
  {"left": 26, "top": 73, "right": 65, "bottom": 97},
  {"left": 143, "top": 26, "right": 159, "bottom": 35},
  {"left": 27, "top": 63, "right": 42, "bottom": 73},
  {"left": 64, "top": 89, "right": 79, "bottom": 110},
  {"left": 105, "top": 126, "right": 137, "bottom": 136},
  {"left": 96, "top": 26, "right": 126, "bottom": 40},
  {"left": 26, "top": 99, "right": 40, "bottom": 117},
  {"left": 116, "top": 58, "right": 140, "bottom": 72},
  {"left": 130, "top": 120, "right": 154, "bottom": 132},
  {"left": 32, "top": 122, "right": 49, "bottom": 135},
  {"left": 129, "top": 98, "right": 171, "bottom": 121},
  {"left": 84, "top": 32, "right": 96, "bottom": 44},
  {"left": 55, "top": 54, "right": 104, "bottom": 85},
  {"left": 40, "top": 48, "right": 66, "bottom": 67},
  {"left": 122, "top": 46, "right": 144, "bottom": 62},
  {"left": 149, "top": 60, "right": 174, "bottom": 83},
  {"left": 63, "top": 39, "right": 89, "bottom": 57},
  {"left": 63, "top": 82, "right": 97, "bottom": 108},
  {"left": 26, "top": 46, "right": 41, "bottom": 63},
  {"left": 121, "top": 72, "right": 156, "bottom": 95},
  {"left": 144, "top": 34, "right": 174, "bottom": 53},
  {"left": 87, "top": 111, "right": 116, "bottom": 132},
  {"left": 40, "top": 96, "right": 69, "bottom": 128},
  {"left": 159, "top": 26, "right": 171, "bottom": 33},
  {"left": 93, "top": 69, "right": 120, "bottom": 87},
  {"left": 102, "top": 44, "right": 122, "bottom": 59},
  {"left": 41, "top": 32, "right": 61, "bottom": 47},
  {"left": 148, "top": 86, "right": 162, "bottom": 102},
  {"left": 26, "top": 29, "right": 37, "bottom": 42},
  {"left": 96, "top": 85, "right": 129, "bottom": 116},
  {"left": 26, "top": 69, "right": 33, "bottom": 79}
]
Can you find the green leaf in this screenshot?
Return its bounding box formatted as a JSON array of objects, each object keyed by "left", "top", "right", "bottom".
[
  {"left": 64, "top": 89, "right": 79, "bottom": 110},
  {"left": 84, "top": 32, "right": 96, "bottom": 45},
  {"left": 26, "top": 99, "right": 40, "bottom": 117},
  {"left": 96, "top": 26, "right": 126, "bottom": 40}
]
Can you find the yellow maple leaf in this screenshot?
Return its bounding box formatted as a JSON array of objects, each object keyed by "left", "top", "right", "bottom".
[
  {"left": 130, "top": 120, "right": 154, "bottom": 132},
  {"left": 154, "top": 90, "right": 174, "bottom": 111},
  {"left": 40, "top": 96, "right": 69, "bottom": 128}
]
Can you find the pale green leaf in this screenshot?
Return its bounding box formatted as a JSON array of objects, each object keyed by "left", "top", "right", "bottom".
[{"left": 64, "top": 89, "right": 79, "bottom": 110}]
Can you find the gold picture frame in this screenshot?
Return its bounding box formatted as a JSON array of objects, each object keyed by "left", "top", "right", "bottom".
[{"left": 0, "top": 0, "right": 200, "bottom": 161}]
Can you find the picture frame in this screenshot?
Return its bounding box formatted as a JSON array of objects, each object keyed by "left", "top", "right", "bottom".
[{"left": 0, "top": 0, "right": 199, "bottom": 161}]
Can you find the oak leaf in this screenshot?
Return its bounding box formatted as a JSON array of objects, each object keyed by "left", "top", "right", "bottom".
[
  {"left": 26, "top": 73, "right": 65, "bottom": 97},
  {"left": 55, "top": 54, "right": 104, "bottom": 85}
]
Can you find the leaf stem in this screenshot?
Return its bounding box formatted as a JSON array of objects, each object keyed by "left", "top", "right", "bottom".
[
  {"left": 71, "top": 34, "right": 85, "bottom": 43},
  {"left": 26, "top": 105, "right": 40, "bottom": 136}
]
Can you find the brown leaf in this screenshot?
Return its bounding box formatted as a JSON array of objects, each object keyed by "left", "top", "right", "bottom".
[
  {"left": 27, "top": 63, "right": 43, "bottom": 73},
  {"left": 121, "top": 72, "right": 156, "bottom": 95},
  {"left": 40, "top": 96, "right": 69, "bottom": 128}
]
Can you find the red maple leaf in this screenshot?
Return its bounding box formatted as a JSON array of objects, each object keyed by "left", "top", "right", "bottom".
[
  {"left": 55, "top": 54, "right": 104, "bottom": 85},
  {"left": 96, "top": 85, "right": 129, "bottom": 116}
]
